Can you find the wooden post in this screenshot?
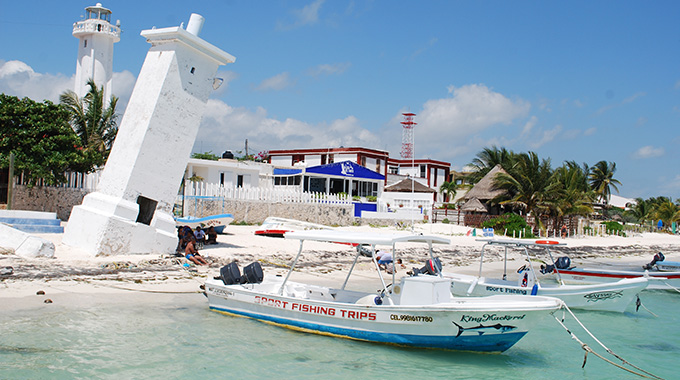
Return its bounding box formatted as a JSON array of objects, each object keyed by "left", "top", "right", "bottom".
[{"left": 7, "top": 152, "right": 14, "bottom": 210}]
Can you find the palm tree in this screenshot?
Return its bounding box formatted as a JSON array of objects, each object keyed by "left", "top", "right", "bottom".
[
  {"left": 545, "top": 162, "right": 595, "bottom": 227},
  {"left": 60, "top": 79, "right": 119, "bottom": 167},
  {"left": 627, "top": 197, "right": 652, "bottom": 227},
  {"left": 492, "top": 152, "right": 553, "bottom": 232},
  {"left": 651, "top": 199, "right": 680, "bottom": 231},
  {"left": 588, "top": 160, "right": 622, "bottom": 208},
  {"left": 439, "top": 181, "right": 457, "bottom": 203},
  {"left": 468, "top": 146, "right": 517, "bottom": 183}
]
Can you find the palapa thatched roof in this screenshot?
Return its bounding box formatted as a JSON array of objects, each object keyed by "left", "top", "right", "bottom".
[
  {"left": 384, "top": 178, "right": 436, "bottom": 193},
  {"left": 463, "top": 164, "right": 508, "bottom": 201},
  {"left": 460, "top": 197, "right": 488, "bottom": 212}
]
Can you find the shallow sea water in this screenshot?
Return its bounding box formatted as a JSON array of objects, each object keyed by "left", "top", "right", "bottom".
[{"left": 1, "top": 290, "right": 677, "bottom": 380}]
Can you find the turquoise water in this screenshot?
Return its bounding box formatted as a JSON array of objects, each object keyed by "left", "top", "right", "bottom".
[{"left": 1, "top": 290, "right": 677, "bottom": 380}]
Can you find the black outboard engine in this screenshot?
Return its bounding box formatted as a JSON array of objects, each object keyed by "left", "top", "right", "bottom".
[
  {"left": 411, "top": 257, "right": 442, "bottom": 276},
  {"left": 555, "top": 256, "right": 571, "bottom": 270},
  {"left": 643, "top": 252, "right": 665, "bottom": 270},
  {"left": 241, "top": 262, "right": 264, "bottom": 284},
  {"left": 542, "top": 256, "right": 571, "bottom": 274},
  {"left": 220, "top": 262, "right": 242, "bottom": 285}
]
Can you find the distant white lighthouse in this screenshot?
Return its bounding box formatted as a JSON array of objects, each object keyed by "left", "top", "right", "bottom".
[{"left": 72, "top": 3, "right": 120, "bottom": 100}]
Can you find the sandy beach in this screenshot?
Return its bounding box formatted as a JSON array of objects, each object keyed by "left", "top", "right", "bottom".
[{"left": 2, "top": 223, "right": 680, "bottom": 311}]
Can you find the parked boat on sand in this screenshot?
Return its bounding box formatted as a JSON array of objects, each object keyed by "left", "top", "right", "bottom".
[
  {"left": 254, "top": 217, "right": 332, "bottom": 237},
  {"left": 204, "top": 230, "right": 563, "bottom": 352},
  {"left": 175, "top": 213, "right": 234, "bottom": 234},
  {"left": 445, "top": 239, "right": 648, "bottom": 313}
]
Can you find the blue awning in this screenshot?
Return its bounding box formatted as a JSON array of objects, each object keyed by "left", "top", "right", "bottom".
[
  {"left": 273, "top": 168, "right": 303, "bottom": 176},
  {"left": 305, "top": 161, "right": 384, "bottom": 180}
]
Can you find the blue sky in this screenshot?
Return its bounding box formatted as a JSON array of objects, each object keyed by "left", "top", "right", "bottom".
[{"left": 1, "top": 1, "right": 679, "bottom": 199}]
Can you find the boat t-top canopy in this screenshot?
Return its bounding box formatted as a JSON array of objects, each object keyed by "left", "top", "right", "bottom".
[
  {"left": 285, "top": 229, "right": 450, "bottom": 246},
  {"left": 476, "top": 238, "right": 566, "bottom": 247},
  {"left": 280, "top": 230, "right": 450, "bottom": 302},
  {"left": 475, "top": 238, "right": 567, "bottom": 284}
]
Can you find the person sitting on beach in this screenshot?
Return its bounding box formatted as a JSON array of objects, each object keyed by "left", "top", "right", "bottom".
[
  {"left": 194, "top": 227, "right": 206, "bottom": 245},
  {"left": 185, "top": 236, "right": 208, "bottom": 266},
  {"left": 206, "top": 226, "right": 218, "bottom": 245}
]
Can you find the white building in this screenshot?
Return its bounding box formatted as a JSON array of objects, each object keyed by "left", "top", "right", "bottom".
[
  {"left": 185, "top": 158, "right": 272, "bottom": 189},
  {"left": 72, "top": 3, "right": 120, "bottom": 100}
]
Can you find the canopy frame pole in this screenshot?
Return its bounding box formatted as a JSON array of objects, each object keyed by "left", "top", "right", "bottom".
[
  {"left": 279, "top": 239, "right": 305, "bottom": 295},
  {"left": 342, "top": 245, "right": 362, "bottom": 290}
]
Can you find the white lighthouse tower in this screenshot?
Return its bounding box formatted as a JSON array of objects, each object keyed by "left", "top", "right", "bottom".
[
  {"left": 63, "top": 14, "right": 235, "bottom": 256},
  {"left": 72, "top": 3, "right": 120, "bottom": 100}
]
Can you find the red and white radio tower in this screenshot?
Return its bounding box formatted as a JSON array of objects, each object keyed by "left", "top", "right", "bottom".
[{"left": 400, "top": 112, "right": 416, "bottom": 159}]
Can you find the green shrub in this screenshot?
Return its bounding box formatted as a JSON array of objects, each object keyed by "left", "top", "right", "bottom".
[
  {"left": 367, "top": 196, "right": 377, "bottom": 202},
  {"left": 442, "top": 218, "right": 450, "bottom": 224},
  {"left": 602, "top": 221, "right": 626, "bottom": 237},
  {"left": 481, "top": 213, "right": 534, "bottom": 238}
]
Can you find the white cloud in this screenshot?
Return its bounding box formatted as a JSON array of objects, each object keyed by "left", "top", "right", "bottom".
[
  {"left": 278, "top": 0, "right": 326, "bottom": 30},
  {"left": 632, "top": 145, "right": 665, "bottom": 159},
  {"left": 416, "top": 84, "right": 530, "bottom": 149},
  {"left": 194, "top": 99, "right": 380, "bottom": 155},
  {"left": 0, "top": 59, "right": 72, "bottom": 102},
  {"left": 584, "top": 127, "right": 596, "bottom": 136},
  {"left": 308, "top": 62, "right": 351, "bottom": 77},
  {"left": 528, "top": 125, "right": 562, "bottom": 149},
  {"left": 255, "top": 72, "right": 294, "bottom": 92},
  {"left": 675, "top": 80, "right": 680, "bottom": 90},
  {"left": 521, "top": 115, "right": 538, "bottom": 137},
  {"left": 411, "top": 37, "right": 438, "bottom": 59}
]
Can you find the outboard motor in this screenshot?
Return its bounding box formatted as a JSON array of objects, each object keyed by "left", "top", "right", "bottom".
[
  {"left": 241, "top": 261, "right": 264, "bottom": 284},
  {"left": 555, "top": 256, "right": 571, "bottom": 270},
  {"left": 643, "top": 252, "right": 665, "bottom": 270},
  {"left": 220, "top": 262, "right": 242, "bottom": 285},
  {"left": 411, "top": 257, "right": 442, "bottom": 276}
]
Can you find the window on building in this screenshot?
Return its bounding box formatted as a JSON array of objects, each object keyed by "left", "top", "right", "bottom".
[
  {"left": 328, "top": 154, "right": 334, "bottom": 163},
  {"left": 376, "top": 159, "right": 381, "bottom": 173},
  {"left": 292, "top": 154, "right": 304, "bottom": 165},
  {"left": 389, "top": 166, "right": 399, "bottom": 174},
  {"left": 360, "top": 156, "right": 366, "bottom": 167},
  {"left": 420, "top": 165, "right": 426, "bottom": 178},
  {"left": 237, "top": 175, "right": 244, "bottom": 188},
  {"left": 84, "top": 39, "right": 87, "bottom": 48},
  {"left": 220, "top": 172, "right": 225, "bottom": 185}
]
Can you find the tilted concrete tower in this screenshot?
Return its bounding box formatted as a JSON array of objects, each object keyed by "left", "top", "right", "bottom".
[
  {"left": 63, "top": 14, "right": 236, "bottom": 255},
  {"left": 72, "top": 3, "right": 120, "bottom": 100}
]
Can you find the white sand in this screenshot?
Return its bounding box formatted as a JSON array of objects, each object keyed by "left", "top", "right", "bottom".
[{"left": 2, "top": 222, "right": 679, "bottom": 311}]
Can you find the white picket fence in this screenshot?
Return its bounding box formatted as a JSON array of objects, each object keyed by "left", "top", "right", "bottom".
[{"left": 183, "top": 182, "right": 354, "bottom": 205}]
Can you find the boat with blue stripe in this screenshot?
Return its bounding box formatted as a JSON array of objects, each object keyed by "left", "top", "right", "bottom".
[
  {"left": 175, "top": 214, "right": 233, "bottom": 234},
  {"left": 204, "top": 230, "right": 563, "bottom": 352}
]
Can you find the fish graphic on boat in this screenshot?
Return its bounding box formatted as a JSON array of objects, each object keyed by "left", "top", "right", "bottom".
[{"left": 452, "top": 321, "right": 517, "bottom": 337}]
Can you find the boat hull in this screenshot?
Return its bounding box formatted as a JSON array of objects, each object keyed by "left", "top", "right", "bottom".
[
  {"left": 175, "top": 214, "right": 233, "bottom": 233},
  {"left": 556, "top": 268, "right": 680, "bottom": 291},
  {"left": 446, "top": 273, "right": 648, "bottom": 313},
  {"left": 205, "top": 278, "right": 562, "bottom": 352}
]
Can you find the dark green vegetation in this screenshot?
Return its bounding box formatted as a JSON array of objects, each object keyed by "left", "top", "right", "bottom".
[
  {"left": 1, "top": 81, "right": 118, "bottom": 186},
  {"left": 465, "top": 146, "right": 680, "bottom": 233}
]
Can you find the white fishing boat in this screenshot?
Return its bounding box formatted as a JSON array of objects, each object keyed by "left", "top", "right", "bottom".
[
  {"left": 445, "top": 239, "right": 648, "bottom": 313},
  {"left": 204, "top": 230, "right": 563, "bottom": 352},
  {"left": 175, "top": 213, "right": 234, "bottom": 234},
  {"left": 254, "top": 217, "right": 332, "bottom": 237},
  {"left": 553, "top": 252, "right": 680, "bottom": 291}
]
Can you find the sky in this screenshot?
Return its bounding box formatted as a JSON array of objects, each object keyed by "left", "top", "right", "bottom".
[{"left": 1, "top": 0, "right": 679, "bottom": 200}]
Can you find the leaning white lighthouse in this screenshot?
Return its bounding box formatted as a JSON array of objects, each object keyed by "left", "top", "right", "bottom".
[{"left": 72, "top": 3, "right": 120, "bottom": 100}]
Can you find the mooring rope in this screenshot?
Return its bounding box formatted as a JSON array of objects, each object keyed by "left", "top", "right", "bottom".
[
  {"left": 553, "top": 304, "right": 664, "bottom": 379},
  {"left": 662, "top": 281, "right": 680, "bottom": 294}
]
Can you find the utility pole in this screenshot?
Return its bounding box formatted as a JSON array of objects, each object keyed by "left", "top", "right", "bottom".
[{"left": 245, "top": 139, "right": 249, "bottom": 158}]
